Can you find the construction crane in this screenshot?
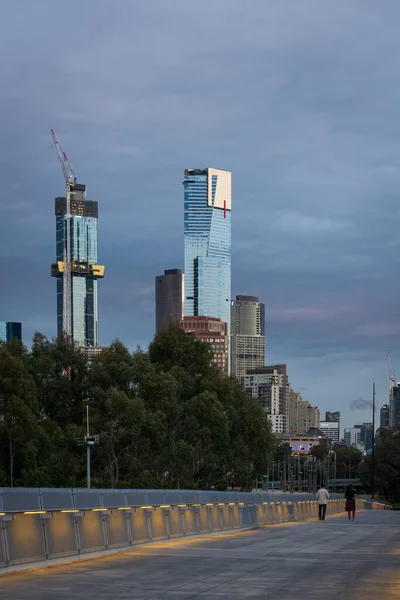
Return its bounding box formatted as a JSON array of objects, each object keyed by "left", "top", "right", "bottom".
[
  {"left": 51, "top": 129, "right": 76, "bottom": 339},
  {"left": 387, "top": 350, "right": 396, "bottom": 426}
]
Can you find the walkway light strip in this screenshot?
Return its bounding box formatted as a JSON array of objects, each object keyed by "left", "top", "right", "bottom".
[
  {"left": 92, "top": 508, "right": 109, "bottom": 512},
  {"left": 23, "top": 511, "right": 47, "bottom": 515},
  {"left": 229, "top": 503, "right": 236, "bottom": 506},
  {"left": 117, "top": 507, "right": 132, "bottom": 510},
  {"left": 193, "top": 503, "right": 202, "bottom": 507},
  {"left": 177, "top": 504, "right": 187, "bottom": 508},
  {"left": 140, "top": 506, "right": 154, "bottom": 509},
  {"left": 0, "top": 513, "right": 6, "bottom": 516},
  {"left": 61, "top": 509, "right": 80, "bottom": 513},
  {"left": 160, "top": 505, "right": 171, "bottom": 509}
]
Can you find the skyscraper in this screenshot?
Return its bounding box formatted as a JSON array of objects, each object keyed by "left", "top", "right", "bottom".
[
  {"left": 231, "top": 295, "right": 265, "bottom": 380},
  {"left": 183, "top": 168, "right": 231, "bottom": 348},
  {"left": 380, "top": 404, "right": 390, "bottom": 428},
  {"left": 155, "top": 269, "right": 184, "bottom": 332},
  {"left": 51, "top": 183, "right": 104, "bottom": 346},
  {"left": 0, "top": 321, "right": 22, "bottom": 342}
]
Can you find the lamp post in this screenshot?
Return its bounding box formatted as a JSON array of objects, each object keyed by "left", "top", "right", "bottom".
[{"left": 81, "top": 398, "right": 99, "bottom": 489}]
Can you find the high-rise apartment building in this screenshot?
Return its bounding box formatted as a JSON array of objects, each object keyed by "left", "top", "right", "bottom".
[
  {"left": 288, "top": 387, "right": 320, "bottom": 434},
  {"left": 231, "top": 295, "right": 265, "bottom": 380},
  {"left": 244, "top": 365, "right": 288, "bottom": 433},
  {"left": 178, "top": 316, "right": 228, "bottom": 374},
  {"left": 380, "top": 404, "right": 390, "bottom": 428},
  {"left": 183, "top": 168, "right": 231, "bottom": 360},
  {"left": 0, "top": 321, "right": 22, "bottom": 342},
  {"left": 51, "top": 184, "right": 104, "bottom": 346},
  {"left": 155, "top": 269, "right": 184, "bottom": 332}
]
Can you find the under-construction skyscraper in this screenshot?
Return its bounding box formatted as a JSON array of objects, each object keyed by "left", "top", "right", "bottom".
[{"left": 51, "top": 184, "right": 104, "bottom": 346}]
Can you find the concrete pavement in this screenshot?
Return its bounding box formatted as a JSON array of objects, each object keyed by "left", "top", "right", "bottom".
[{"left": 1, "top": 510, "right": 400, "bottom": 599}]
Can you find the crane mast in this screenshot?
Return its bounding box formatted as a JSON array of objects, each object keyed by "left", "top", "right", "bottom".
[{"left": 51, "top": 130, "right": 76, "bottom": 339}]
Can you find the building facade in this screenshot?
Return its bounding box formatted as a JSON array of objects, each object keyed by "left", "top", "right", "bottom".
[
  {"left": 155, "top": 269, "right": 184, "bottom": 332},
  {"left": 344, "top": 427, "right": 364, "bottom": 451},
  {"left": 390, "top": 383, "right": 400, "bottom": 427},
  {"left": 244, "top": 365, "right": 288, "bottom": 433},
  {"left": 230, "top": 295, "right": 265, "bottom": 380},
  {"left": 319, "top": 420, "right": 340, "bottom": 444},
  {"left": 183, "top": 168, "right": 231, "bottom": 366},
  {"left": 354, "top": 422, "right": 373, "bottom": 452},
  {"left": 0, "top": 321, "right": 22, "bottom": 342},
  {"left": 51, "top": 184, "right": 104, "bottom": 347},
  {"left": 288, "top": 388, "right": 320, "bottom": 434},
  {"left": 380, "top": 404, "right": 390, "bottom": 428},
  {"left": 178, "top": 316, "right": 228, "bottom": 374},
  {"left": 325, "top": 411, "right": 340, "bottom": 439}
]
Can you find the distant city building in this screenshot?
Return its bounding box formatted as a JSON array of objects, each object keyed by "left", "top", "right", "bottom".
[
  {"left": 380, "top": 404, "right": 390, "bottom": 428},
  {"left": 325, "top": 411, "right": 340, "bottom": 438},
  {"left": 183, "top": 168, "right": 231, "bottom": 369},
  {"left": 155, "top": 269, "right": 184, "bottom": 332},
  {"left": 231, "top": 295, "right": 265, "bottom": 380},
  {"left": 178, "top": 316, "right": 228, "bottom": 375},
  {"left": 319, "top": 420, "right": 340, "bottom": 444},
  {"left": 51, "top": 183, "right": 104, "bottom": 346},
  {"left": 0, "top": 321, "right": 22, "bottom": 342},
  {"left": 344, "top": 427, "right": 364, "bottom": 451},
  {"left": 288, "top": 388, "right": 320, "bottom": 434},
  {"left": 390, "top": 383, "right": 400, "bottom": 427},
  {"left": 81, "top": 346, "right": 106, "bottom": 361},
  {"left": 277, "top": 433, "right": 327, "bottom": 454},
  {"left": 354, "top": 422, "right": 373, "bottom": 452},
  {"left": 244, "top": 365, "right": 288, "bottom": 433}
]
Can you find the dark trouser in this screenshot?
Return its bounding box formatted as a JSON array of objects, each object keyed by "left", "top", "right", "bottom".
[{"left": 319, "top": 504, "right": 327, "bottom": 520}]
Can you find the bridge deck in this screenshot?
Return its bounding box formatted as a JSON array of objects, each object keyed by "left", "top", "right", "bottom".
[{"left": 2, "top": 510, "right": 400, "bottom": 599}]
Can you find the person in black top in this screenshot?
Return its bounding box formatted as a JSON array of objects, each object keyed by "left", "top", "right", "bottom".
[{"left": 345, "top": 484, "right": 356, "bottom": 521}]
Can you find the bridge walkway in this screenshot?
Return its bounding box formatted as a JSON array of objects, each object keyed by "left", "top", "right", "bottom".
[{"left": 2, "top": 510, "right": 400, "bottom": 599}]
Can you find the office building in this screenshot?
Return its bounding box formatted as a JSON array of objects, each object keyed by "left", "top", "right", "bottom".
[
  {"left": 183, "top": 168, "right": 231, "bottom": 367},
  {"left": 155, "top": 269, "right": 184, "bottom": 332},
  {"left": 178, "top": 316, "right": 228, "bottom": 374},
  {"left": 344, "top": 427, "right": 364, "bottom": 451},
  {"left": 51, "top": 184, "right": 104, "bottom": 346},
  {"left": 325, "top": 411, "right": 340, "bottom": 438},
  {"left": 319, "top": 420, "right": 340, "bottom": 444},
  {"left": 390, "top": 383, "right": 400, "bottom": 427},
  {"left": 354, "top": 422, "right": 374, "bottom": 452},
  {"left": 380, "top": 404, "right": 390, "bottom": 428},
  {"left": 244, "top": 365, "right": 288, "bottom": 433},
  {"left": 0, "top": 321, "right": 22, "bottom": 342},
  {"left": 231, "top": 295, "right": 265, "bottom": 380}
]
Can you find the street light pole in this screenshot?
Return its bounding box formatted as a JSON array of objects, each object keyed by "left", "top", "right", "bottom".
[
  {"left": 371, "top": 381, "right": 376, "bottom": 499},
  {"left": 86, "top": 402, "right": 91, "bottom": 489}
]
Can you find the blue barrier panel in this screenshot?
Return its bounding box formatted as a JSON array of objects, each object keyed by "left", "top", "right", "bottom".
[
  {"left": 0, "top": 489, "right": 41, "bottom": 513},
  {"left": 101, "top": 491, "right": 128, "bottom": 509},
  {"left": 41, "top": 489, "right": 74, "bottom": 511},
  {"left": 73, "top": 490, "right": 102, "bottom": 510}
]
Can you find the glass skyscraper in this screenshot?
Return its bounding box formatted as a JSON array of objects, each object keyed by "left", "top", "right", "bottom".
[
  {"left": 183, "top": 168, "right": 232, "bottom": 343},
  {"left": 0, "top": 321, "right": 22, "bottom": 342},
  {"left": 51, "top": 183, "right": 104, "bottom": 346}
]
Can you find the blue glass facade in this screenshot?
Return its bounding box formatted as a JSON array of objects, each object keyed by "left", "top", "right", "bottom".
[
  {"left": 0, "top": 321, "right": 22, "bottom": 342},
  {"left": 184, "top": 168, "right": 231, "bottom": 361},
  {"left": 52, "top": 184, "right": 103, "bottom": 347}
]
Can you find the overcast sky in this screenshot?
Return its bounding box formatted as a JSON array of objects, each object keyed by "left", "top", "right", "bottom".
[{"left": 1, "top": 0, "right": 399, "bottom": 430}]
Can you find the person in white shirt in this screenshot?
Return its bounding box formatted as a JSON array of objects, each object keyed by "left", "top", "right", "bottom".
[{"left": 316, "top": 486, "right": 329, "bottom": 520}]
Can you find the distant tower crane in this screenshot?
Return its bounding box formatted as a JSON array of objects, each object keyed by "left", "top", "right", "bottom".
[
  {"left": 387, "top": 350, "right": 396, "bottom": 426},
  {"left": 51, "top": 129, "right": 76, "bottom": 339}
]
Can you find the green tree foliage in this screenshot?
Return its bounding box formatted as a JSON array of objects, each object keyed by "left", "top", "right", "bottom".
[
  {"left": 0, "top": 328, "right": 276, "bottom": 490},
  {"left": 359, "top": 428, "right": 400, "bottom": 502}
]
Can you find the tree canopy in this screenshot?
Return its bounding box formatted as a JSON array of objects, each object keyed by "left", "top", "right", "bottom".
[{"left": 0, "top": 327, "right": 275, "bottom": 490}]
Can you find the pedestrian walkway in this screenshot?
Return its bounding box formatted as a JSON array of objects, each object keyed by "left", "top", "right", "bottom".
[{"left": 1, "top": 511, "right": 400, "bottom": 599}]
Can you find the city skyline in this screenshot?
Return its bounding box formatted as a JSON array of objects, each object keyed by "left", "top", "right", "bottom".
[{"left": 1, "top": 1, "right": 399, "bottom": 429}]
